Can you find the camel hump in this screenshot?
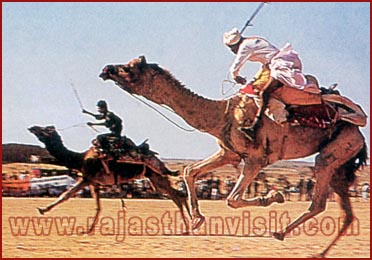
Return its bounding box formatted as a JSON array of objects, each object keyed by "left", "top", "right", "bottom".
[
  {"left": 137, "top": 139, "right": 158, "bottom": 156},
  {"left": 322, "top": 94, "right": 367, "bottom": 127}
]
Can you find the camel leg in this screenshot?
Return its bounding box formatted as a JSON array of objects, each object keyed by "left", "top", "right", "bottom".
[
  {"left": 147, "top": 172, "right": 191, "bottom": 233},
  {"left": 86, "top": 186, "right": 101, "bottom": 234},
  {"left": 118, "top": 184, "right": 127, "bottom": 212},
  {"left": 226, "top": 160, "right": 284, "bottom": 209},
  {"left": 273, "top": 126, "right": 364, "bottom": 248},
  {"left": 272, "top": 161, "right": 332, "bottom": 242},
  {"left": 37, "top": 179, "right": 89, "bottom": 215},
  {"left": 184, "top": 148, "right": 241, "bottom": 230},
  {"left": 316, "top": 166, "right": 355, "bottom": 257},
  {"left": 120, "top": 198, "right": 127, "bottom": 212}
]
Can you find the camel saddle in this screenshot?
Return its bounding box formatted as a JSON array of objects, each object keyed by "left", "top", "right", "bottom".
[
  {"left": 245, "top": 86, "right": 367, "bottom": 129},
  {"left": 240, "top": 70, "right": 366, "bottom": 128},
  {"left": 280, "top": 88, "right": 367, "bottom": 128},
  {"left": 93, "top": 136, "right": 157, "bottom": 158},
  {"left": 93, "top": 136, "right": 179, "bottom": 177}
]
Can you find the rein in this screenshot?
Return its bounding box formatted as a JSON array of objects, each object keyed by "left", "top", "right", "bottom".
[
  {"left": 58, "top": 123, "right": 87, "bottom": 131},
  {"left": 58, "top": 123, "right": 100, "bottom": 133},
  {"left": 221, "top": 79, "right": 239, "bottom": 97},
  {"left": 128, "top": 92, "right": 196, "bottom": 133}
]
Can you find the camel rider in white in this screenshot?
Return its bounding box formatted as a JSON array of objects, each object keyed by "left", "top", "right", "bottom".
[{"left": 223, "top": 28, "right": 322, "bottom": 139}]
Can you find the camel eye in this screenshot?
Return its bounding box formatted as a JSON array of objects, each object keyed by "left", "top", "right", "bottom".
[{"left": 118, "top": 67, "right": 127, "bottom": 75}]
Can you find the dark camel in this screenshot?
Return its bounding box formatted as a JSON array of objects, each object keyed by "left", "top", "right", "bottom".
[
  {"left": 29, "top": 125, "right": 190, "bottom": 233},
  {"left": 99, "top": 56, "right": 367, "bottom": 257}
]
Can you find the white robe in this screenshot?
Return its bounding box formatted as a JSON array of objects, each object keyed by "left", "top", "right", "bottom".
[{"left": 230, "top": 36, "right": 318, "bottom": 92}]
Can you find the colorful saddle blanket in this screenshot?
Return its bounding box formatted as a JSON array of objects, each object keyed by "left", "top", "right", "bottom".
[{"left": 287, "top": 104, "right": 337, "bottom": 129}]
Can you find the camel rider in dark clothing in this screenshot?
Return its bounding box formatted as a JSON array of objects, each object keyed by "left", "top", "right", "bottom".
[
  {"left": 83, "top": 100, "right": 123, "bottom": 153},
  {"left": 83, "top": 100, "right": 179, "bottom": 177}
]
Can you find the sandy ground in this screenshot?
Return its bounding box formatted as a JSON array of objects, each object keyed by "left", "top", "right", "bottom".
[{"left": 2, "top": 198, "right": 370, "bottom": 258}]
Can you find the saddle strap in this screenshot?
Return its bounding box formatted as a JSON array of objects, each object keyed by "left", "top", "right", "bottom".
[{"left": 322, "top": 94, "right": 367, "bottom": 126}]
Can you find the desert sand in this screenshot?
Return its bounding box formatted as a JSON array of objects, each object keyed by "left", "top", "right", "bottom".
[{"left": 2, "top": 197, "right": 370, "bottom": 258}]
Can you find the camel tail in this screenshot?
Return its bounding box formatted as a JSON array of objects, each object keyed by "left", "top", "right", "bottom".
[{"left": 343, "top": 142, "right": 368, "bottom": 184}]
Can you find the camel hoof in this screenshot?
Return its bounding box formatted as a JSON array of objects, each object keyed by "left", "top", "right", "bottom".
[
  {"left": 37, "top": 207, "right": 46, "bottom": 215},
  {"left": 78, "top": 230, "right": 93, "bottom": 235},
  {"left": 86, "top": 228, "right": 95, "bottom": 235},
  {"left": 272, "top": 232, "right": 285, "bottom": 241},
  {"left": 78, "top": 226, "right": 95, "bottom": 235},
  {"left": 274, "top": 191, "right": 285, "bottom": 204},
  {"left": 192, "top": 215, "right": 206, "bottom": 230}
]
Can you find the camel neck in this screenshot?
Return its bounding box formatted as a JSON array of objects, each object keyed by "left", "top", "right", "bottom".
[
  {"left": 138, "top": 69, "right": 228, "bottom": 138},
  {"left": 44, "top": 137, "right": 85, "bottom": 170}
]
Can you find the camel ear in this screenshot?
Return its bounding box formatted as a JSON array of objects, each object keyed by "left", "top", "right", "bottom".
[
  {"left": 139, "top": 55, "right": 147, "bottom": 67},
  {"left": 46, "top": 125, "right": 56, "bottom": 132}
]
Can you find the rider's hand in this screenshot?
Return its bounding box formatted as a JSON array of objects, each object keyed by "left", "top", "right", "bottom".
[
  {"left": 82, "top": 109, "right": 88, "bottom": 114},
  {"left": 234, "top": 76, "right": 247, "bottom": 85},
  {"left": 87, "top": 122, "right": 93, "bottom": 126}
]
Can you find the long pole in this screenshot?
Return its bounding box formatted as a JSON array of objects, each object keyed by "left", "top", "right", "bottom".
[
  {"left": 70, "top": 82, "right": 100, "bottom": 133},
  {"left": 240, "top": 2, "right": 268, "bottom": 34},
  {"left": 70, "top": 82, "right": 84, "bottom": 111}
]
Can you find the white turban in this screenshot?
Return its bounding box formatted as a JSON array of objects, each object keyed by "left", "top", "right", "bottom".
[{"left": 223, "top": 28, "right": 241, "bottom": 46}]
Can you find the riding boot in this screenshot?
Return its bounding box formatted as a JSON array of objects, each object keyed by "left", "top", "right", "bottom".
[{"left": 239, "top": 95, "right": 265, "bottom": 140}]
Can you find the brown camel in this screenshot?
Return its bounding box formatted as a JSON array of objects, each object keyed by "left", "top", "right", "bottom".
[
  {"left": 29, "top": 125, "right": 190, "bottom": 233},
  {"left": 99, "top": 56, "right": 368, "bottom": 257}
]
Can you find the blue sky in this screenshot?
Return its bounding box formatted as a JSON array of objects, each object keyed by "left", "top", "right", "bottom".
[{"left": 2, "top": 2, "right": 370, "bottom": 160}]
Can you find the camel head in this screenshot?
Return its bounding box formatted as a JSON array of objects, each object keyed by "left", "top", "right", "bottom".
[
  {"left": 28, "top": 125, "right": 62, "bottom": 145},
  {"left": 99, "top": 56, "right": 153, "bottom": 95}
]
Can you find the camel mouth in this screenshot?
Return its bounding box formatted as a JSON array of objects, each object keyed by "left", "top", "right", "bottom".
[
  {"left": 99, "top": 72, "right": 109, "bottom": 80},
  {"left": 99, "top": 65, "right": 115, "bottom": 81},
  {"left": 28, "top": 126, "right": 44, "bottom": 139},
  {"left": 28, "top": 126, "right": 39, "bottom": 134}
]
